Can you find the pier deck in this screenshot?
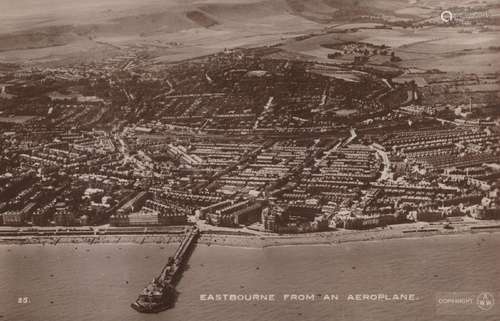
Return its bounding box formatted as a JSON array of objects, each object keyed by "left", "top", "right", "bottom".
[{"left": 131, "top": 226, "right": 199, "bottom": 313}]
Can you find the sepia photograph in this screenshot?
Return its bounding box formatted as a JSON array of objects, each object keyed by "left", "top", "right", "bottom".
[{"left": 0, "top": 0, "right": 499, "bottom": 320}]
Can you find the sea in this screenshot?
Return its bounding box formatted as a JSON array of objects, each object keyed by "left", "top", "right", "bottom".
[{"left": 1, "top": 232, "right": 499, "bottom": 321}]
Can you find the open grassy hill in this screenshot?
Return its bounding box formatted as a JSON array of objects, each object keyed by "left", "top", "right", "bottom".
[{"left": 0, "top": 0, "right": 477, "bottom": 64}]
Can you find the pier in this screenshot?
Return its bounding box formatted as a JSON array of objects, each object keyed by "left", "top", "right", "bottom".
[
  {"left": 131, "top": 226, "right": 199, "bottom": 313},
  {"left": 159, "top": 226, "right": 199, "bottom": 284}
]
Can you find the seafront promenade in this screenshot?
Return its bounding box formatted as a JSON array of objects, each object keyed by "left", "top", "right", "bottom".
[{"left": 2, "top": 220, "right": 500, "bottom": 247}]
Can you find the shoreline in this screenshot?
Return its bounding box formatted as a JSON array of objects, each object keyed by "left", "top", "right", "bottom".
[
  {"left": 1, "top": 221, "right": 500, "bottom": 247},
  {"left": 0, "top": 234, "right": 185, "bottom": 246},
  {"left": 198, "top": 223, "right": 500, "bottom": 249}
]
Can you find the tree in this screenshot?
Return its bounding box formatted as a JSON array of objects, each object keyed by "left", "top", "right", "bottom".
[{"left": 390, "top": 52, "right": 402, "bottom": 62}]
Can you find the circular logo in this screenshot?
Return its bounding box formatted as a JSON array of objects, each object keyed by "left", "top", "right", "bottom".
[
  {"left": 476, "top": 292, "right": 494, "bottom": 311},
  {"left": 440, "top": 10, "right": 453, "bottom": 23}
]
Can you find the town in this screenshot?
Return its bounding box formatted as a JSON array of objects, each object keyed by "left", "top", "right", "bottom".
[{"left": 0, "top": 45, "right": 499, "bottom": 236}]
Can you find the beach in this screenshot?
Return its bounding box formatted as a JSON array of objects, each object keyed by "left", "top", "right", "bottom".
[
  {"left": 199, "top": 221, "right": 500, "bottom": 248},
  {"left": 2, "top": 220, "right": 500, "bottom": 247}
]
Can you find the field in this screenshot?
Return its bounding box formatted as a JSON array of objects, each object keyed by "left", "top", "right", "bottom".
[
  {"left": 0, "top": 0, "right": 323, "bottom": 64},
  {"left": 0, "top": 0, "right": 475, "bottom": 65},
  {"left": 278, "top": 25, "right": 500, "bottom": 74},
  {"left": 0, "top": 0, "right": 177, "bottom": 33},
  {"left": 0, "top": 0, "right": 498, "bottom": 72}
]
